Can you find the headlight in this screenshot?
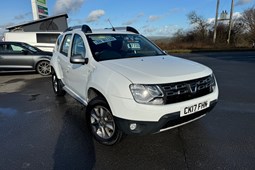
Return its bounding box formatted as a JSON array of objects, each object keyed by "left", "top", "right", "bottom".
[
  {"left": 210, "top": 74, "right": 216, "bottom": 91},
  {"left": 130, "top": 84, "right": 164, "bottom": 105}
]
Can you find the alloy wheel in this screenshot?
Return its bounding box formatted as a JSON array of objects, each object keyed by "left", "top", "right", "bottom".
[
  {"left": 90, "top": 106, "right": 116, "bottom": 139},
  {"left": 37, "top": 61, "right": 51, "bottom": 76}
]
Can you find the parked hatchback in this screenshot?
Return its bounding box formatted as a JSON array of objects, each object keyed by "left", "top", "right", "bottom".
[{"left": 0, "top": 41, "right": 52, "bottom": 75}]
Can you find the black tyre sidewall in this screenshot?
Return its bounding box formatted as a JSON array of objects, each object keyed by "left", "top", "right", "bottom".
[
  {"left": 52, "top": 73, "right": 66, "bottom": 96},
  {"left": 86, "top": 97, "right": 122, "bottom": 145}
]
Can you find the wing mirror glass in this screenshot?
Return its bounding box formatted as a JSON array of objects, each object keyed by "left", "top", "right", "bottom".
[
  {"left": 70, "top": 54, "right": 88, "bottom": 65},
  {"left": 22, "top": 50, "right": 29, "bottom": 55}
]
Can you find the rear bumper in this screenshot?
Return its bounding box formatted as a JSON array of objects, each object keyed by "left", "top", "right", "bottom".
[{"left": 115, "top": 100, "right": 217, "bottom": 135}]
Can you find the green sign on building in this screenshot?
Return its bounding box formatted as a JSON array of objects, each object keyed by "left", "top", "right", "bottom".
[
  {"left": 32, "top": 0, "right": 48, "bottom": 20},
  {"left": 38, "top": 5, "right": 48, "bottom": 15},
  {"left": 37, "top": 0, "right": 46, "bottom": 5}
]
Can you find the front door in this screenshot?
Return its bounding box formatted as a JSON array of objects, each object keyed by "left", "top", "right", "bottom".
[{"left": 67, "top": 33, "right": 90, "bottom": 100}]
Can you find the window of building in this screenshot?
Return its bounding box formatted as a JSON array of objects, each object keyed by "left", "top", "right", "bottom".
[{"left": 36, "top": 33, "right": 60, "bottom": 44}]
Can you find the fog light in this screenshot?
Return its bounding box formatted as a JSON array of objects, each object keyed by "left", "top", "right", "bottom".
[{"left": 130, "top": 123, "right": 137, "bottom": 130}]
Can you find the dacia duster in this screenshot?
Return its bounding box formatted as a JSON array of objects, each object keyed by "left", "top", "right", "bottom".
[{"left": 50, "top": 25, "right": 218, "bottom": 145}]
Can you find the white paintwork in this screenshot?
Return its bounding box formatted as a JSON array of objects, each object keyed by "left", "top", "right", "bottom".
[
  {"left": 51, "top": 27, "right": 219, "bottom": 124},
  {"left": 100, "top": 56, "right": 212, "bottom": 84},
  {"left": 107, "top": 87, "right": 218, "bottom": 121}
]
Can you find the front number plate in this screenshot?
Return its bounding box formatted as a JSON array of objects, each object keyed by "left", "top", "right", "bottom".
[{"left": 180, "top": 101, "right": 210, "bottom": 117}]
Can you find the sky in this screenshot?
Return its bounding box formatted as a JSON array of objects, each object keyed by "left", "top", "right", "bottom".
[{"left": 0, "top": 0, "right": 254, "bottom": 37}]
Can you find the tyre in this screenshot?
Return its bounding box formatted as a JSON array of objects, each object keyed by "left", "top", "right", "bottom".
[
  {"left": 52, "top": 72, "right": 66, "bottom": 96},
  {"left": 87, "top": 97, "right": 122, "bottom": 145},
  {"left": 36, "top": 60, "right": 51, "bottom": 76}
]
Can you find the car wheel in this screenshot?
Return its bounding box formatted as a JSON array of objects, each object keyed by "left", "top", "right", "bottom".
[
  {"left": 87, "top": 97, "right": 122, "bottom": 145},
  {"left": 52, "top": 72, "right": 66, "bottom": 96},
  {"left": 37, "top": 61, "right": 51, "bottom": 76}
]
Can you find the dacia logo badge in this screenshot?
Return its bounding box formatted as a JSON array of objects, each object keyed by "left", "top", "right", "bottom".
[{"left": 187, "top": 83, "right": 197, "bottom": 94}]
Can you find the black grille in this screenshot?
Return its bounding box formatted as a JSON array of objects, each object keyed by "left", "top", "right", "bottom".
[{"left": 159, "top": 75, "right": 214, "bottom": 104}]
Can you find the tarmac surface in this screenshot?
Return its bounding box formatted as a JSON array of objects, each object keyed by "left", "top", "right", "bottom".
[{"left": 0, "top": 51, "right": 255, "bottom": 170}]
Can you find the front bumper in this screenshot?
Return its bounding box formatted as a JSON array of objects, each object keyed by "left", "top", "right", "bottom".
[{"left": 115, "top": 100, "right": 217, "bottom": 135}]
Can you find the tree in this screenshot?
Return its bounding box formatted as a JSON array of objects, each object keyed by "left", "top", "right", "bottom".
[
  {"left": 213, "top": 19, "right": 244, "bottom": 46},
  {"left": 241, "top": 7, "right": 255, "bottom": 42},
  {"left": 187, "top": 11, "right": 209, "bottom": 41}
]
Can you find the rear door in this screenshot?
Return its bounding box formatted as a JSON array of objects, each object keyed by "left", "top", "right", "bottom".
[{"left": 58, "top": 34, "right": 72, "bottom": 86}]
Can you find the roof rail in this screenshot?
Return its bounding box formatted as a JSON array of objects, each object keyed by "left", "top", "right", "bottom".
[
  {"left": 126, "top": 26, "right": 139, "bottom": 34},
  {"left": 105, "top": 26, "right": 139, "bottom": 34},
  {"left": 64, "top": 25, "right": 92, "bottom": 33}
]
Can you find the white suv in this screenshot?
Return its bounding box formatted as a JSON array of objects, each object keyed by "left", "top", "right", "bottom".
[{"left": 50, "top": 25, "right": 218, "bottom": 145}]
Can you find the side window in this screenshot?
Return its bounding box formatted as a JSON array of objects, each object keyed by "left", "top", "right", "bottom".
[
  {"left": 55, "top": 34, "right": 63, "bottom": 51},
  {"left": 71, "top": 34, "right": 86, "bottom": 58},
  {"left": 0, "top": 44, "right": 6, "bottom": 54},
  {"left": 0, "top": 44, "right": 27, "bottom": 55},
  {"left": 0, "top": 44, "right": 11, "bottom": 54},
  {"left": 10, "top": 44, "right": 25, "bottom": 53},
  {"left": 60, "top": 34, "right": 72, "bottom": 57}
]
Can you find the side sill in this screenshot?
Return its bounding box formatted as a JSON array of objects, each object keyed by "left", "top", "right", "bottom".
[{"left": 63, "top": 86, "right": 88, "bottom": 106}]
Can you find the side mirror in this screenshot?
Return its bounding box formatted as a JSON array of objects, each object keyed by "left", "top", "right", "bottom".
[
  {"left": 70, "top": 54, "right": 89, "bottom": 65},
  {"left": 163, "top": 50, "right": 168, "bottom": 55},
  {"left": 22, "top": 50, "right": 29, "bottom": 55}
]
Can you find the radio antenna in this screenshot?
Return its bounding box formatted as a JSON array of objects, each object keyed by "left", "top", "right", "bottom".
[{"left": 108, "top": 19, "right": 115, "bottom": 31}]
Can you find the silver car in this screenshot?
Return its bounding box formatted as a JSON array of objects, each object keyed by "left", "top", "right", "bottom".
[{"left": 0, "top": 41, "right": 52, "bottom": 76}]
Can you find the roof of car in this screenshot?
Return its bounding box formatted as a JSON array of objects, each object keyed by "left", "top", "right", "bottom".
[
  {"left": 0, "top": 41, "right": 23, "bottom": 44},
  {"left": 67, "top": 29, "right": 137, "bottom": 35},
  {"left": 0, "top": 42, "right": 38, "bottom": 48},
  {"left": 89, "top": 29, "right": 137, "bottom": 34},
  {"left": 64, "top": 25, "right": 139, "bottom": 35}
]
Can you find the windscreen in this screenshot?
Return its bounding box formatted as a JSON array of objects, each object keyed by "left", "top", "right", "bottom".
[
  {"left": 87, "top": 34, "right": 165, "bottom": 61},
  {"left": 21, "top": 43, "right": 41, "bottom": 53}
]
